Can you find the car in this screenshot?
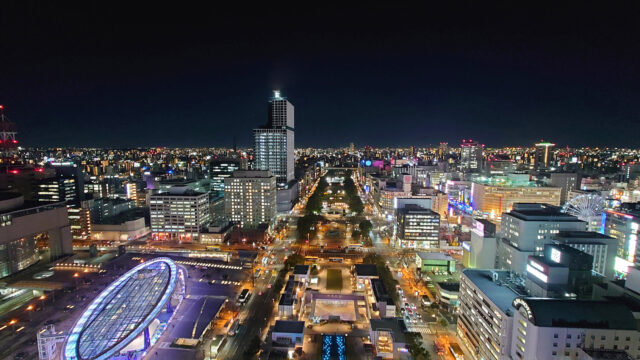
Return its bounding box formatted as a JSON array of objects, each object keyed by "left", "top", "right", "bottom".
[
  {"left": 14, "top": 352, "right": 28, "bottom": 360},
  {"left": 44, "top": 320, "right": 56, "bottom": 326}
]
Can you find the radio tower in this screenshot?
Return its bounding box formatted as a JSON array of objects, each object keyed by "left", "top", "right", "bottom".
[{"left": 0, "top": 105, "right": 19, "bottom": 169}]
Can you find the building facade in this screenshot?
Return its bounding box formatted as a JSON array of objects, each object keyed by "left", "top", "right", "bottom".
[
  {"left": 396, "top": 204, "right": 440, "bottom": 249},
  {"left": 150, "top": 190, "right": 210, "bottom": 242},
  {"left": 224, "top": 170, "right": 277, "bottom": 228}
]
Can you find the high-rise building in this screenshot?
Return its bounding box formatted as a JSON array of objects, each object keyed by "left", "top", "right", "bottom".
[
  {"left": 460, "top": 139, "right": 483, "bottom": 172},
  {"left": 37, "top": 176, "right": 77, "bottom": 203},
  {"left": 497, "top": 203, "right": 586, "bottom": 275},
  {"left": 0, "top": 192, "right": 73, "bottom": 277},
  {"left": 463, "top": 218, "right": 498, "bottom": 269},
  {"left": 208, "top": 158, "right": 245, "bottom": 196},
  {"left": 549, "top": 172, "right": 579, "bottom": 204},
  {"left": 602, "top": 203, "right": 640, "bottom": 276},
  {"left": 457, "top": 269, "right": 526, "bottom": 360},
  {"left": 253, "top": 90, "right": 294, "bottom": 185},
  {"left": 0, "top": 105, "right": 18, "bottom": 162},
  {"left": 471, "top": 179, "right": 562, "bottom": 218},
  {"left": 458, "top": 269, "right": 640, "bottom": 360},
  {"left": 224, "top": 170, "right": 277, "bottom": 228},
  {"left": 554, "top": 230, "right": 618, "bottom": 280},
  {"left": 150, "top": 189, "right": 211, "bottom": 242},
  {"left": 534, "top": 141, "right": 555, "bottom": 170},
  {"left": 438, "top": 142, "right": 448, "bottom": 159},
  {"left": 395, "top": 204, "right": 440, "bottom": 249}
]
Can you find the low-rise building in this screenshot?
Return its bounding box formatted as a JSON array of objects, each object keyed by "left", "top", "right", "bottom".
[
  {"left": 415, "top": 252, "right": 456, "bottom": 274},
  {"left": 369, "top": 317, "right": 408, "bottom": 359},
  {"left": 272, "top": 320, "right": 305, "bottom": 349},
  {"left": 354, "top": 264, "right": 379, "bottom": 291},
  {"left": 371, "top": 278, "right": 396, "bottom": 318}
]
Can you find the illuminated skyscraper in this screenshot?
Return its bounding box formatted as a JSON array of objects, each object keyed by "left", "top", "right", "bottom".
[
  {"left": 253, "top": 91, "right": 294, "bottom": 185},
  {"left": 534, "top": 141, "right": 555, "bottom": 170},
  {"left": 460, "top": 139, "right": 483, "bottom": 172}
]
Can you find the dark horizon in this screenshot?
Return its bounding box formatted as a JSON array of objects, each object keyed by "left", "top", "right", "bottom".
[{"left": 2, "top": 4, "right": 640, "bottom": 148}]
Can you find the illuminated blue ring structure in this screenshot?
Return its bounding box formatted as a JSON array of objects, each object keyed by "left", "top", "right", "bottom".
[{"left": 64, "top": 258, "right": 178, "bottom": 360}]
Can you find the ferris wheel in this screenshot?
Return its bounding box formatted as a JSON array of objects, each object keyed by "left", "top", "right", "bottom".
[{"left": 562, "top": 194, "right": 605, "bottom": 222}]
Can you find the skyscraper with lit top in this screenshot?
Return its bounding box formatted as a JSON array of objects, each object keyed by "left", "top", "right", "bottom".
[{"left": 253, "top": 91, "right": 294, "bottom": 186}]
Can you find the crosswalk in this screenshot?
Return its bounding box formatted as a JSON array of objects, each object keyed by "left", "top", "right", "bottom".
[{"left": 406, "top": 324, "right": 435, "bottom": 335}]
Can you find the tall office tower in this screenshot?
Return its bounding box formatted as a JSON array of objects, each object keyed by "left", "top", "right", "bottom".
[
  {"left": 37, "top": 176, "right": 77, "bottom": 203},
  {"left": 602, "top": 203, "right": 640, "bottom": 277},
  {"left": 150, "top": 188, "right": 211, "bottom": 242},
  {"left": 438, "top": 142, "right": 448, "bottom": 159},
  {"left": 534, "top": 141, "right": 555, "bottom": 170},
  {"left": 224, "top": 170, "right": 277, "bottom": 228},
  {"left": 349, "top": 142, "right": 355, "bottom": 154},
  {"left": 496, "top": 203, "right": 586, "bottom": 274},
  {"left": 460, "top": 139, "right": 483, "bottom": 172},
  {"left": 253, "top": 90, "right": 294, "bottom": 186},
  {"left": 549, "top": 172, "right": 579, "bottom": 204},
  {"left": 395, "top": 204, "right": 440, "bottom": 249},
  {"left": 0, "top": 105, "right": 18, "bottom": 163}
]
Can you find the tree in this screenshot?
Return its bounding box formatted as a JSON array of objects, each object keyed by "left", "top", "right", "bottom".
[
  {"left": 439, "top": 318, "right": 448, "bottom": 329},
  {"left": 359, "top": 220, "right": 373, "bottom": 237},
  {"left": 351, "top": 229, "right": 362, "bottom": 240},
  {"left": 405, "top": 332, "right": 431, "bottom": 360},
  {"left": 244, "top": 335, "right": 262, "bottom": 358}
]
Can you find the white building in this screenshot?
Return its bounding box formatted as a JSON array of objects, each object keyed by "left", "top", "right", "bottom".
[
  {"left": 457, "top": 269, "right": 526, "bottom": 360},
  {"left": 224, "top": 170, "right": 276, "bottom": 228},
  {"left": 150, "top": 189, "right": 210, "bottom": 242},
  {"left": 554, "top": 231, "right": 618, "bottom": 280},
  {"left": 511, "top": 298, "right": 639, "bottom": 360},
  {"left": 271, "top": 320, "right": 304, "bottom": 349},
  {"left": 497, "top": 203, "right": 586, "bottom": 275},
  {"left": 464, "top": 218, "right": 498, "bottom": 269}
]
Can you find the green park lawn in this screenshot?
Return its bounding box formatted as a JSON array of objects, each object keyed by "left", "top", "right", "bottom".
[{"left": 326, "top": 269, "right": 343, "bottom": 291}]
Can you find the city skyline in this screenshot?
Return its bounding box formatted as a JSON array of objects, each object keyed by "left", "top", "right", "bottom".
[{"left": 2, "top": 4, "right": 640, "bottom": 148}]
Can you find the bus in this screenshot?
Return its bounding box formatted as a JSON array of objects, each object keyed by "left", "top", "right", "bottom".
[
  {"left": 449, "top": 343, "right": 464, "bottom": 360},
  {"left": 254, "top": 269, "right": 261, "bottom": 278},
  {"left": 238, "top": 289, "right": 251, "bottom": 304}
]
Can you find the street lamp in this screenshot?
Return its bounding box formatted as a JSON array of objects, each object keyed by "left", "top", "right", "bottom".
[{"left": 25, "top": 305, "right": 34, "bottom": 321}]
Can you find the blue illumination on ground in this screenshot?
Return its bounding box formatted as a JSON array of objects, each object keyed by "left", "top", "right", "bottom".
[{"left": 322, "top": 335, "right": 346, "bottom": 360}]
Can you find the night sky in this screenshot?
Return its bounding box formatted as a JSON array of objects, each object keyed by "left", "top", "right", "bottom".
[{"left": 1, "top": 3, "right": 640, "bottom": 148}]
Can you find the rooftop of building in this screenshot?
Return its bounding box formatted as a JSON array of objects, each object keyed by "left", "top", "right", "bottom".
[
  {"left": 371, "top": 278, "right": 394, "bottom": 305},
  {"left": 369, "top": 317, "right": 407, "bottom": 343},
  {"left": 293, "top": 265, "right": 309, "bottom": 275},
  {"left": 520, "top": 298, "right": 637, "bottom": 330},
  {"left": 173, "top": 296, "right": 225, "bottom": 340},
  {"left": 396, "top": 204, "right": 440, "bottom": 216},
  {"left": 507, "top": 203, "right": 584, "bottom": 222},
  {"left": 462, "top": 269, "right": 526, "bottom": 315},
  {"left": 230, "top": 170, "right": 274, "bottom": 178},
  {"left": 416, "top": 252, "right": 454, "bottom": 261},
  {"left": 96, "top": 208, "right": 146, "bottom": 225},
  {"left": 556, "top": 231, "right": 616, "bottom": 240},
  {"left": 436, "top": 282, "right": 460, "bottom": 292},
  {"left": 354, "top": 264, "right": 378, "bottom": 277},
  {"left": 151, "top": 190, "right": 207, "bottom": 197},
  {"left": 273, "top": 320, "right": 304, "bottom": 334}
]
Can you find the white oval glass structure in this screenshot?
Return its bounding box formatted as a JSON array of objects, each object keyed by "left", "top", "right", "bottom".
[{"left": 64, "top": 258, "right": 179, "bottom": 360}]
